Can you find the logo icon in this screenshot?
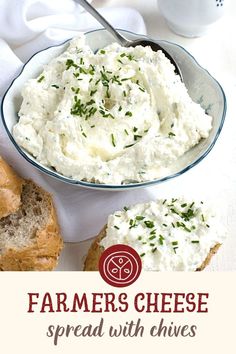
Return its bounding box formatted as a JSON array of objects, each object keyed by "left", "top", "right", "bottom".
[{"left": 99, "top": 244, "right": 142, "bottom": 287}]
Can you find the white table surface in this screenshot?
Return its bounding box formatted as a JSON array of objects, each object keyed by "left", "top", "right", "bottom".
[{"left": 57, "top": 0, "right": 236, "bottom": 271}]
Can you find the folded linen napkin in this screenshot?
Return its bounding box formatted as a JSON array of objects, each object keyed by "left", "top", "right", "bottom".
[{"left": 0, "top": 0, "right": 150, "bottom": 241}]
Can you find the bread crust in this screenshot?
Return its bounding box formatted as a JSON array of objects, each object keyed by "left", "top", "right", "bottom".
[
  {"left": 196, "top": 243, "right": 221, "bottom": 271},
  {"left": 0, "top": 182, "right": 63, "bottom": 271},
  {"left": 0, "top": 157, "right": 24, "bottom": 219},
  {"left": 83, "top": 226, "right": 107, "bottom": 271},
  {"left": 83, "top": 226, "right": 221, "bottom": 271}
]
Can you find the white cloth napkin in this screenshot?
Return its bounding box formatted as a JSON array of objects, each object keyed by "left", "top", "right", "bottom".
[{"left": 0, "top": 0, "right": 150, "bottom": 242}]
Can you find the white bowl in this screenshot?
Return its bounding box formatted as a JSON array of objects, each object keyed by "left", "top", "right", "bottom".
[{"left": 1, "top": 29, "right": 226, "bottom": 191}]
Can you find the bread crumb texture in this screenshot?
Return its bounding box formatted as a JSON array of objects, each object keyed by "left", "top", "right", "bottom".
[{"left": 0, "top": 181, "right": 63, "bottom": 271}]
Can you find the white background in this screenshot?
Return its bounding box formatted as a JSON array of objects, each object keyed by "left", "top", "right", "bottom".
[{"left": 58, "top": 0, "right": 236, "bottom": 271}]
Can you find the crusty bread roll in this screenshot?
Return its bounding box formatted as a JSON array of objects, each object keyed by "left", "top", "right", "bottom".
[
  {"left": 83, "top": 226, "right": 221, "bottom": 272},
  {"left": 0, "top": 157, "right": 24, "bottom": 219},
  {"left": 0, "top": 157, "right": 63, "bottom": 271}
]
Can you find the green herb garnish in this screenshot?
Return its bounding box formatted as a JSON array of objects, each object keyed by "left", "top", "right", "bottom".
[
  {"left": 90, "top": 89, "right": 97, "bottom": 96},
  {"left": 37, "top": 75, "right": 45, "bottom": 83},
  {"left": 135, "top": 215, "right": 145, "bottom": 221},
  {"left": 111, "top": 133, "right": 116, "bottom": 147},
  {"left": 168, "top": 132, "right": 176, "bottom": 137},
  {"left": 144, "top": 220, "right": 155, "bottom": 228}
]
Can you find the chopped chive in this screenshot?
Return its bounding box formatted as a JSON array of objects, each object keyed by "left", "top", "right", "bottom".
[
  {"left": 162, "top": 199, "right": 167, "bottom": 205},
  {"left": 171, "top": 222, "right": 175, "bottom": 228},
  {"left": 51, "top": 84, "right": 59, "bottom": 88},
  {"left": 140, "top": 253, "right": 146, "bottom": 257},
  {"left": 124, "top": 129, "right": 129, "bottom": 136},
  {"left": 181, "top": 208, "right": 194, "bottom": 221},
  {"left": 170, "top": 208, "right": 179, "bottom": 215},
  {"left": 90, "top": 89, "right": 97, "bottom": 96},
  {"left": 149, "top": 235, "right": 156, "bottom": 240},
  {"left": 191, "top": 240, "right": 199, "bottom": 244},
  {"left": 136, "top": 215, "right": 145, "bottom": 221},
  {"left": 123, "top": 90, "right": 127, "bottom": 97},
  {"left": 173, "top": 247, "right": 178, "bottom": 254},
  {"left": 138, "top": 236, "right": 142, "bottom": 241},
  {"left": 152, "top": 248, "right": 157, "bottom": 253},
  {"left": 82, "top": 132, "right": 87, "bottom": 138},
  {"left": 125, "top": 111, "right": 132, "bottom": 117},
  {"left": 90, "top": 125, "right": 95, "bottom": 128},
  {"left": 181, "top": 203, "right": 187, "bottom": 208},
  {"left": 66, "top": 59, "right": 78, "bottom": 70},
  {"left": 120, "top": 53, "right": 126, "bottom": 57},
  {"left": 115, "top": 214, "right": 121, "bottom": 217},
  {"left": 168, "top": 132, "right": 176, "bottom": 137},
  {"left": 150, "top": 229, "right": 156, "bottom": 235},
  {"left": 206, "top": 224, "right": 210, "bottom": 228},
  {"left": 139, "top": 87, "right": 145, "bottom": 92},
  {"left": 150, "top": 243, "right": 155, "bottom": 247},
  {"left": 124, "top": 143, "right": 135, "bottom": 148},
  {"left": 144, "top": 220, "right": 155, "bottom": 228},
  {"left": 37, "top": 75, "right": 45, "bottom": 83},
  {"left": 190, "top": 202, "right": 195, "bottom": 208},
  {"left": 134, "top": 134, "right": 142, "bottom": 141},
  {"left": 172, "top": 241, "right": 178, "bottom": 246},
  {"left": 123, "top": 206, "right": 129, "bottom": 211},
  {"left": 121, "top": 77, "right": 132, "bottom": 81},
  {"left": 133, "top": 127, "right": 138, "bottom": 132},
  {"left": 111, "top": 133, "right": 116, "bottom": 147},
  {"left": 114, "top": 225, "right": 120, "bottom": 230},
  {"left": 201, "top": 214, "right": 205, "bottom": 222},
  {"left": 118, "top": 106, "right": 122, "bottom": 112},
  {"left": 162, "top": 223, "right": 167, "bottom": 227},
  {"left": 100, "top": 49, "right": 106, "bottom": 54}
]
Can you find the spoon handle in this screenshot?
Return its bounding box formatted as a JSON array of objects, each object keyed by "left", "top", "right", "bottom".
[{"left": 75, "top": 0, "right": 129, "bottom": 46}]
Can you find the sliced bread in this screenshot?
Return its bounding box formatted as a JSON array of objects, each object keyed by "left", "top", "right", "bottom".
[
  {"left": 84, "top": 198, "right": 225, "bottom": 271},
  {"left": 0, "top": 157, "right": 24, "bottom": 219},
  {"left": 0, "top": 180, "right": 63, "bottom": 271},
  {"left": 83, "top": 228, "right": 221, "bottom": 271}
]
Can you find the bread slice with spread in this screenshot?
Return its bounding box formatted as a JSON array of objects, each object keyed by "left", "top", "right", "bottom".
[{"left": 84, "top": 199, "right": 225, "bottom": 271}]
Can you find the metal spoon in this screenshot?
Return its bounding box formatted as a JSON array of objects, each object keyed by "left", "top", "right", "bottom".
[{"left": 75, "top": 0, "right": 182, "bottom": 79}]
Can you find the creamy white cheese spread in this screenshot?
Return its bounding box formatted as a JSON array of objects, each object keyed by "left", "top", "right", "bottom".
[
  {"left": 100, "top": 198, "right": 225, "bottom": 271},
  {"left": 13, "top": 35, "right": 212, "bottom": 184}
]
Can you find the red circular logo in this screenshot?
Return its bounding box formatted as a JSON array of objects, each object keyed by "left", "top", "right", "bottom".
[{"left": 99, "top": 244, "right": 142, "bottom": 287}]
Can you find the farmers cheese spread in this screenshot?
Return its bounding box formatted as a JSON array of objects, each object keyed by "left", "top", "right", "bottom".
[
  {"left": 13, "top": 35, "right": 212, "bottom": 184},
  {"left": 100, "top": 198, "right": 225, "bottom": 271}
]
